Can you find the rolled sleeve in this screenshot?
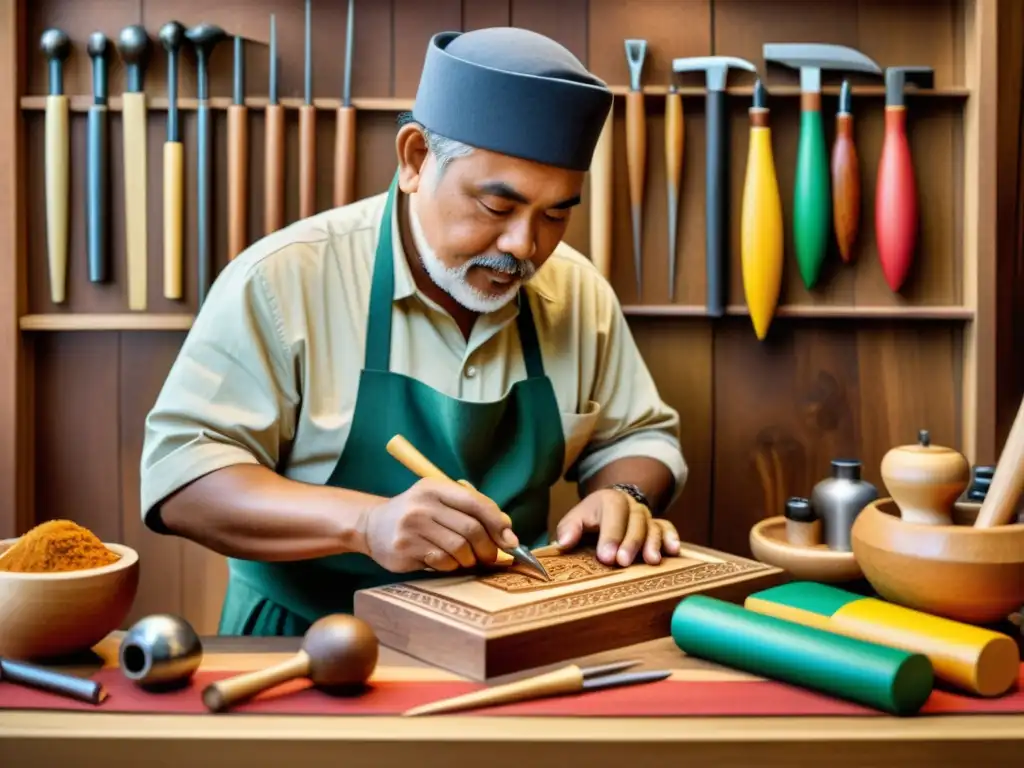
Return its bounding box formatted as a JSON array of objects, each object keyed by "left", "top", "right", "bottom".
[
  {"left": 139, "top": 257, "right": 298, "bottom": 533},
  {"left": 572, "top": 279, "right": 687, "bottom": 505}
]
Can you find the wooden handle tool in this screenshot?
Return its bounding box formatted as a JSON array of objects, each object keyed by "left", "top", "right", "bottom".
[
  {"left": 831, "top": 80, "right": 859, "bottom": 263},
  {"left": 227, "top": 35, "right": 248, "bottom": 260},
  {"left": 403, "top": 660, "right": 668, "bottom": 716},
  {"left": 974, "top": 396, "right": 1024, "bottom": 528},
  {"left": 159, "top": 22, "right": 185, "bottom": 299},
  {"left": 265, "top": 14, "right": 285, "bottom": 234},
  {"left": 384, "top": 435, "right": 547, "bottom": 578},
  {"left": 588, "top": 110, "right": 613, "bottom": 280},
  {"left": 117, "top": 25, "right": 152, "bottom": 312},
  {"left": 85, "top": 33, "right": 110, "bottom": 285},
  {"left": 186, "top": 23, "right": 227, "bottom": 307},
  {"left": 333, "top": 0, "right": 357, "bottom": 208},
  {"left": 665, "top": 82, "right": 684, "bottom": 302},
  {"left": 40, "top": 29, "right": 70, "bottom": 305},
  {"left": 298, "top": 0, "right": 316, "bottom": 219},
  {"left": 624, "top": 39, "right": 648, "bottom": 300}
]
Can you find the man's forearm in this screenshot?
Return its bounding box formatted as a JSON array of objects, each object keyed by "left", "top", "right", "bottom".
[
  {"left": 157, "top": 465, "right": 380, "bottom": 561},
  {"left": 578, "top": 456, "right": 676, "bottom": 514}
]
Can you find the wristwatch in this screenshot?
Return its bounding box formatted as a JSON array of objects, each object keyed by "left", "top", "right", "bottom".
[{"left": 608, "top": 483, "right": 651, "bottom": 512}]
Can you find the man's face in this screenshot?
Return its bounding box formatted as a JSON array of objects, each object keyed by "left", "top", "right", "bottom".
[{"left": 398, "top": 127, "right": 584, "bottom": 313}]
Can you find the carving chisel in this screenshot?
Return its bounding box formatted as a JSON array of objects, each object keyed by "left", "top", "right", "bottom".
[
  {"left": 298, "top": 0, "right": 316, "bottom": 219},
  {"left": 227, "top": 35, "right": 248, "bottom": 260},
  {"left": 186, "top": 23, "right": 227, "bottom": 307},
  {"left": 385, "top": 435, "right": 551, "bottom": 581},
  {"left": 40, "top": 28, "right": 71, "bottom": 305},
  {"left": 265, "top": 14, "right": 285, "bottom": 234},
  {"left": 624, "top": 39, "right": 647, "bottom": 299},
  {"left": 665, "top": 79, "right": 684, "bottom": 302},
  {"left": 333, "top": 0, "right": 357, "bottom": 207},
  {"left": 159, "top": 21, "right": 185, "bottom": 299},
  {"left": 588, "top": 110, "right": 613, "bottom": 280},
  {"left": 117, "top": 25, "right": 152, "bottom": 311},
  {"left": 740, "top": 80, "right": 784, "bottom": 341},
  {"left": 831, "top": 81, "right": 859, "bottom": 263},
  {"left": 875, "top": 66, "right": 934, "bottom": 292},
  {"left": 86, "top": 32, "right": 110, "bottom": 284}
]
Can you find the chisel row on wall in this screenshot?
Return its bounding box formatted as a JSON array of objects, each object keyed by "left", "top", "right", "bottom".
[
  {"left": 594, "top": 40, "right": 935, "bottom": 341},
  {"left": 39, "top": 2, "right": 356, "bottom": 310}
]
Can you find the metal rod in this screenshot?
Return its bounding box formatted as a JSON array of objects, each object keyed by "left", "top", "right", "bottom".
[
  {"left": 304, "top": 0, "right": 312, "bottom": 105},
  {"left": 268, "top": 14, "right": 277, "bottom": 105},
  {"left": 342, "top": 0, "right": 354, "bottom": 105},
  {"left": 233, "top": 36, "right": 244, "bottom": 105}
]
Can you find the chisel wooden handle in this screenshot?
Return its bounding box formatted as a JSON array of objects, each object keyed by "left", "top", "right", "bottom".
[
  {"left": 44, "top": 94, "right": 69, "bottom": 304},
  {"left": 122, "top": 91, "right": 148, "bottom": 311},
  {"left": 793, "top": 91, "right": 830, "bottom": 289},
  {"left": 625, "top": 89, "right": 646, "bottom": 297},
  {"left": 665, "top": 89, "right": 683, "bottom": 300},
  {"left": 588, "top": 110, "right": 613, "bottom": 280},
  {"left": 85, "top": 103, "right": 109, "bottom": 284},
  {"left": 831, "top": 82, "right": 859, "bottom": 263},
  {"left": 163, "top": 141, "right": 183, "bottom": 299},
  {"left": 299, "top": 104, "right": 316, "bottom": 219},
  {"left": 333, "top": 105, "right": 357, "bottom": 208},
  {"left": 265, "top": 103, "right": 285, "bottom": 234},
  {"left": 227, "top": 103, "right": 248, "bottom": 260},
  {"left": 974, "top": 396, "right": 1024, "bottom": 528}
]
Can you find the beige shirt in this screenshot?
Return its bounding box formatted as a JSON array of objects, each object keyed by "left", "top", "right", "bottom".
[{"left": 140, "top": 191, "right": 686, "bottom": 528}]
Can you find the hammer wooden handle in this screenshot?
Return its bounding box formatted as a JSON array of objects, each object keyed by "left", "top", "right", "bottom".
[
  {"left": 665, "top": 89, "right": 684, "bottom": 300},
  {"left": 264, "top": 103, "right": 285, "bottom": 234},
  {"left": 227, "top": 103, "right": 248, "bottom": 260},
  {"left": 333, "top": 105, "right": 356, "bottom": 208},
  {"left": 588, "top": 110, "right": 613, "bottom": 280},
  {"left": 202, "top": 651, "right": 310, "bottom": 713},
  {"left": 974, "top": 396, "right": 1024, "bottom": 528},
  {"left": 162, "top": 141, "right": 183, "bottom": 299},
  {"left": 44, "top": 94, "right": 69, "bottom": 304},
  {"left": 299, "top": 104, "right": 316, "bottom": 219},
  {"left": 122, "top": 91, "right": 148, "bottom": 310},
  {"left": 625, "top": 89, "right": 646, "bottom": 296}
]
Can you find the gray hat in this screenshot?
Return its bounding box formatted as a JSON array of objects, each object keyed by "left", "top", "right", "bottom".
[{"left": 412, "top": 27, "right": 613, "bottom": 172}]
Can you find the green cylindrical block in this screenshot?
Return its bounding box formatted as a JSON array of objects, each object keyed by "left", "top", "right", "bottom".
[
  {"left": 793, "top": 108, "right": 831, "bottom": 289},
  {"left": 670, "top": 596, "right": 934, "bottom": 716}
]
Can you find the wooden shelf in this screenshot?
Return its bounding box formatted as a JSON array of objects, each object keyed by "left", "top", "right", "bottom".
[
  {"left": 18, "top": 84, "right": 970, "bottom": 113},
  {"left": 18, "top": 305, "right": 973, "bottom": 331}
]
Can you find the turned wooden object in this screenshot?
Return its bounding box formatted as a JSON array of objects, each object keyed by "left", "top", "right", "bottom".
[
  {"left": 974, "top": 396, "right": 1024, "bottom": 528},
  {"left": 333, "top": 106, "right": 357, "bottom": 207},
  {"left": 226, "top": 103, "right": 248, "bottom": 260},
  {"left": 201, "top": 615, "right": 378, "bottom": 712},
  {"left": 880, "top": 429, "right": 969, "bottom": 525},
  {"left": 298, "top": 104, "right": 317, "bottom": 219},
  {"left": 264, "top": 103, "right": 285, "bottom": 234}
]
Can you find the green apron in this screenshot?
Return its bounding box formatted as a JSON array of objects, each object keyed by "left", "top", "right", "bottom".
[{"left": 218, "top": 177, "right": 567, "bottom": 636}]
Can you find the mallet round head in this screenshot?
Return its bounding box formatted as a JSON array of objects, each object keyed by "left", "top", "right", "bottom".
[
  {"left": 117, "top": 24, "right": 151, "bottom": 69},
  {"left": 158, "top": 20, "right": 186, "bottom": 54},
  {"left": 86, "top": 31, "right": 109, "bottom": 60},
  {"left": 39, "top": 28, "right": 71, "bottom": 62}
]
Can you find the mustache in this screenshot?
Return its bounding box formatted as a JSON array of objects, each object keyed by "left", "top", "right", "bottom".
[{"left": 464, "top": 253, "right": 536, "bottom": 280}]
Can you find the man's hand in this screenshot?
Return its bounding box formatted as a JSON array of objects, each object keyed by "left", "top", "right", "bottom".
[
  {"left": 555, "top": 488, "right": 681, "bottom": 566},
  {"left": 359, "top": 478, "right": 519, "bottom": 573}
]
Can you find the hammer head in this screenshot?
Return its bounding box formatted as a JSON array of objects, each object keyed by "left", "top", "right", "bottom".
[
  {"left": 672, "top": 56, "right": 757, "bottom": 91},
  {"left": 763, "top": 43, "right": 881, "bottom": 91}
]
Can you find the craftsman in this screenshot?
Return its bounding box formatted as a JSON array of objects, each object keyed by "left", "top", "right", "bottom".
[{"left": 140, "top": 27, "right": 688, "bottom": 636}]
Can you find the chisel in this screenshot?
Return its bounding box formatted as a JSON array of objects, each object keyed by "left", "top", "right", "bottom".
[
  {"left": 623, "top": 39, "right": 647, "bottom": 300},
  {"left": 227, "top": 35, "right": 248, "bottom": 260},
  {"left": 265, "top": 14, "right": 285, "bottom": 234},
  {"left": 665, "top": 79, "right": 684, "bottom": 302},
  {"left": 875, "top": 66, "right": 934, "bottom": 292},
  {"left": 831, "top": 81, "right": 859, "bottom": 263},
  {"left": 298, "top": 0, "right": 316, "bottom": 219},
  {"left": 40, "top": 28, "right": 71, "bottom": 305},
  {"left": 186, "top": 22, "right": 227, "bottom": 307},
  {"left": 333, "top": 0, "right": 357, "bottom": 208},
  {"left": 85, "top": 32, "right": 110, "bottom": 284},
  {"left": 159, "top": 21, "right": 185, "bottom": 300},
  {"left": 740, "top": 80, "right": 784, "bottom": 341},
  {"left": 117, "top": 24, "right": 152, "bottom": 311},
  {"left": 588, "top": 110, "right": 613, "bottom": 281}
]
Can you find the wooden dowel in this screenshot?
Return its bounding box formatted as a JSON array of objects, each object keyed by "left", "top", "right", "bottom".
[
  {"left": 264, "top": 103, "right": 285, "bottom": 234},
  {"left": 227, "top": 103, "right": 248, "bottom": 260},
  {"left": 162, "top": 140, "right": 183, "bottom": 298},
  {"left": 333, "top": 105, "right": 356, "bottom": 208},
  {"left": 299, "top": 104, "right": 316, "bottom": 219}
]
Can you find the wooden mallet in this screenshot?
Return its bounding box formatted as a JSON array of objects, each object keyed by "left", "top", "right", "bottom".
[{"left": 201, "top": 615, "right": 379, "bottom": 712}]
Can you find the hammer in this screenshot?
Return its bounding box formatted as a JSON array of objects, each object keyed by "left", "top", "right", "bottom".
[
  {"left": 762, "top": 43, "right": 881, "bottom": 290},
  {"left": 672, "top": 56, "right": 757, "bottom": 318}
]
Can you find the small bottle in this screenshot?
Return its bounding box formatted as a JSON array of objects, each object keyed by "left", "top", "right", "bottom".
[
  {"left": 784, "top": 497, "right": 821, "bottom": 547},
  {"left": 811, "top": 459, "right": 879, "bottom": 551}
]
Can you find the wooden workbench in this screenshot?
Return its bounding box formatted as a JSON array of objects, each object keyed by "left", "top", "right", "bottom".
[{"left": 0, "top": 633, "right": 1020, "bottom": 767}]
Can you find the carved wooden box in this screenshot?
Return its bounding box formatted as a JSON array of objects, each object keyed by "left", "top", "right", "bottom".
[{"left": 353, "top": 544, "right": 783, "bottom": 680}]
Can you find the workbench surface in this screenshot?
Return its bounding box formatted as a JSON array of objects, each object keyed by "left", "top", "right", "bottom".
[{"left": 1, "top": 634, "right": 1020, "bottom": 767}]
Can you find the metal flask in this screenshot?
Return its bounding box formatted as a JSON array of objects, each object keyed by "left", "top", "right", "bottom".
[
  {"left": 811, "top": 459, "right": 879, "bottom": 552},
  {"left": 119, "top": 613, "right": 203, "bottom": 690}
]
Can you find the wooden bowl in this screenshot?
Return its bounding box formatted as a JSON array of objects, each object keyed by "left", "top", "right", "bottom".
[
  {"left": 749, "top": 516, "right": 863, "bottom": 583},
  {"left": 0, "top": 539, "right": 139, "bottom": 660},
  {"left": 851, "top": 499, "right": 1024, "bottom": 624}
]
